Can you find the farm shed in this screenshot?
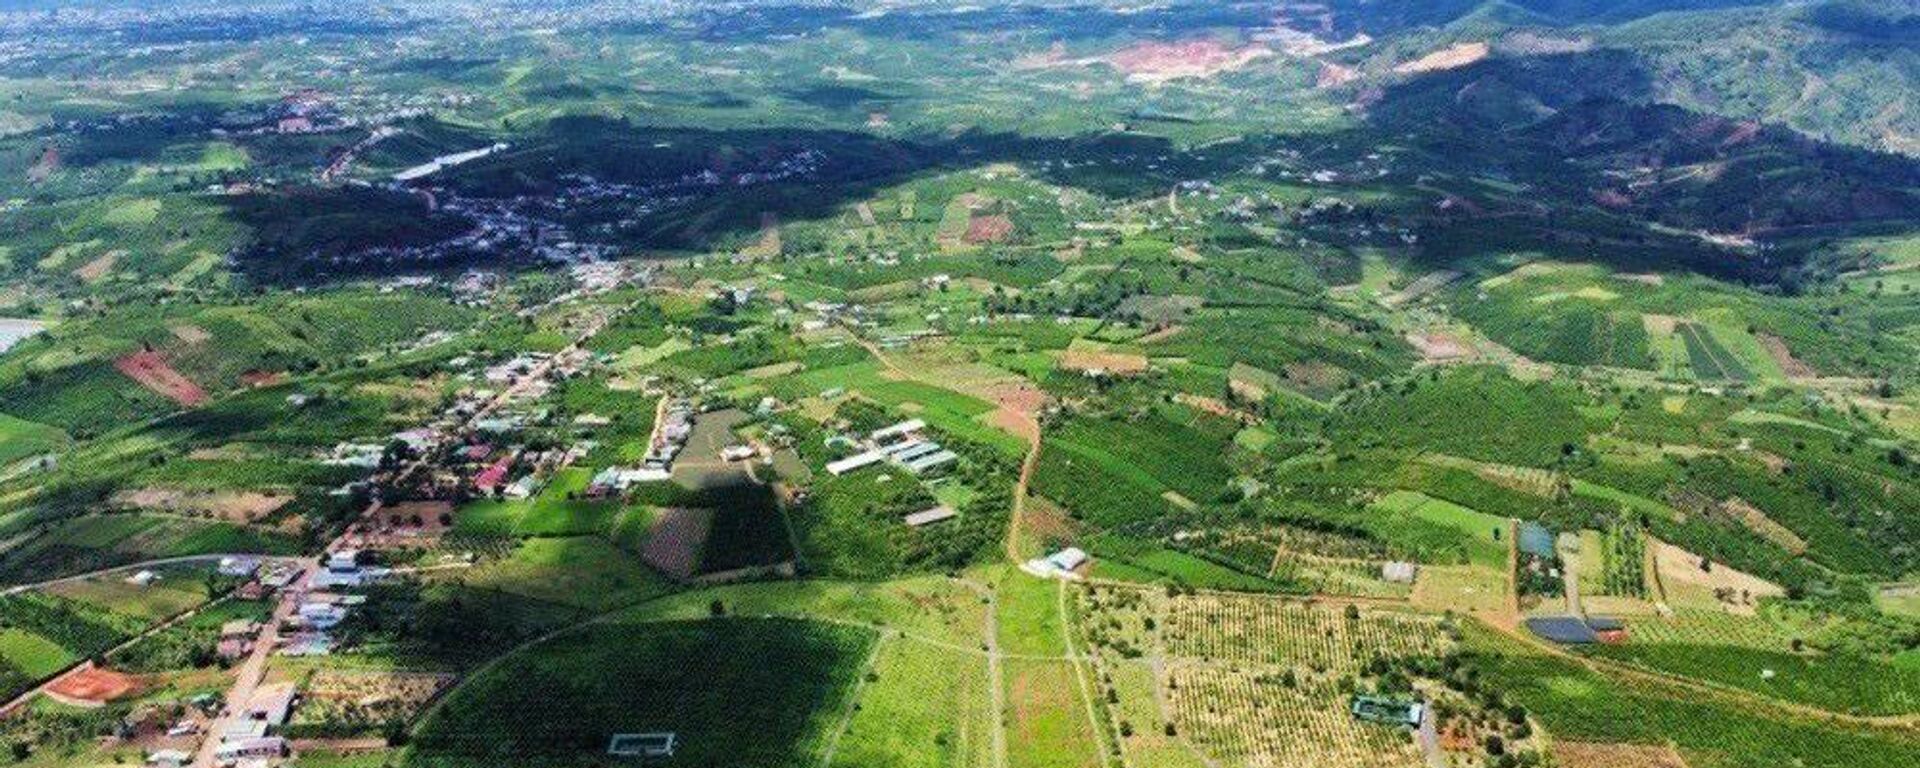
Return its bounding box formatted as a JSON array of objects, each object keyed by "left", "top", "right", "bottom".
[
  {"left": 901, "top": 449, "right": 959, "bottom": 474},
  {"left": 1381, "top": 561, "right": 1418, "bottom": 583},
  {"left": 608, "top": 732, "right": 677, "bottom": 758},
  {"left": 1350, "top": 695, "right": 1424, "bottom": 726},
  {"left": 871, "top": 419, "right": 927, "bottom": 443},
  {"left": 1526, "top": 616, "right": 1599, "bottom": 644},
  {"left": 904, "top": 505, "right": 958, "bottom": 527},
  {"left": 826, "top": 450, "right": 885, "bottom": 476}
]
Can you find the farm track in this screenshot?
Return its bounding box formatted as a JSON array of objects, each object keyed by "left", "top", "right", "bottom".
[
  {"left": 1, "top": 553, "right": 303, "bottom": 595},
  {"left": 846, "top": 335, "right": 1042, "bottom": 562},
  {"left": 1058, "top": 579, "right": 1118, "bottom": 767},
  {"left": 817, "top": 637, "right": 886, "bottom": 767}
]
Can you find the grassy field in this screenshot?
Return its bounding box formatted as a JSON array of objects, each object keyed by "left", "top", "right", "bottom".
[
  {"left": 1366, "top": 491, "right": 1509, "bottom": 568},
  {"left": 829, "top": 638, "right": 995, "bottom": 768},
  {"left": 1004, "top": 659, "right": 1100, "bottom": 768},
  {"left": 0, "top": 629, "right": 75, "bottom": 678},
  {"left": 458, "top": 536, "right": 675, "bottom": 613}
]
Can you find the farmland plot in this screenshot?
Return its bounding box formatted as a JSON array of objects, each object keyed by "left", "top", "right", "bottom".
[
  {"left": 1159, "top": 594, "right": 1452, "bottom": 672},
  {"left": 1166, "top": 664, "right": 1422, "bottom": 768},
  {"left": 1078, "top": 587, "right": 1452, "bottom": 768},
  {"left": 409, "top": 618, "right": 874, "bottom": 768}
]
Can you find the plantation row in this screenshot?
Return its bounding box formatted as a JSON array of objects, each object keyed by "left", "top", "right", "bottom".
[
  {"left": 1166, "top": 664, "right": 1423, "bottom": 768},
  {"left": 1159, "top": 596, "right": 1453, "bottom": 673}
]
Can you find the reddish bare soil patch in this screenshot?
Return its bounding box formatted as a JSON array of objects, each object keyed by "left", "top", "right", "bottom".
[
  {"left": 1105, "top": 39, "right": 1272, "bottom": 83},
  {"left": 984, "top": 381, "right": 1047, "bottom": 416},
  {"left": 115, "top": 349, "right": 208, "bottom": 406},
  {"left": 238, "top": 370, "right": 286, "bottom": 388},
  {"left": 1592, "top": 189, "right": 1634, "bottom": 209},
  {"left": 1013, "top": 42, "right": 1070, "bottom": 70},
  {"left": 26, "top": 145, "right": 59, "bottom": 183},
  {"left": 73, "top": 250, "right": 120, "bottom": 283},
  {"left": 1282, "top": 360, "right": 1345, "bottom": 393},
  {"left": 641, "top": 508, "right": 713, "bottom": 580},
  {"left": 1134, "top": 324, "right": 1185, "bottom": 344},
  {"left": 963, "top": 214, "right": 1014, "bottom": 244},
  {"left": 1720, "top": 121, "right": 1762, "bottom": 148},
  {"left": 1756, "top": 333, "right": 1816, "bottom": 379},
  {"left": 1407, "top": 331, "right": 1471, "bottom": 361},
  {"left": 1553, "top": 741, "right": 1688, "bottom": 768},
  {"left": 1316, "top": 61, "right": 1358, "bottom": 89},
  {"left": 1394, "top": 42, "right": 1489, "bottom": 74},
  {"left": 1717, "top": 497, "right": 1808, "bottom": 554},
  {"left": 47, "top": 666, "right": 141, "bottom": 707},
  {"left": 370, "top": 501, "right": 454, "bottom": 532}
]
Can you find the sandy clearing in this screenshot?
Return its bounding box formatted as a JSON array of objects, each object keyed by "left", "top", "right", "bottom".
[
  {"left": 1394, "top": 42, "right": 1489, "bottom": 74},
  {"left": 1653, "top": 540, "right": 1784, "bottom": 614},
  {"left": 113, "top": 487, "right": 292, "bottom": 522},
  {"left": 1059, "top": 349, "right": 1148, "bottom": 375},
  {"left": 169, "top": 325, "right": 212, "bottom": 344}
]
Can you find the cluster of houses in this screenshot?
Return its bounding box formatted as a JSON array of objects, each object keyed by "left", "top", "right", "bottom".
[
  {"left": 147, "top": 684, "right": 300, "bottom": 767},
  {"left": 209, "top": 682, "right": 298, "bottom": 766},
  {"left": 587, "top": 398, "right": 694, "bottom": 496},
  {"left": 824, "top": 419, "right": 959, "bottom": 478}
]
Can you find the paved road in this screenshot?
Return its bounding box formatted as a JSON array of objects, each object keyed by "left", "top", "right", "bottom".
[
  {"left": 191, "top": 563, "right": 311, "bottom": 768},
  {"left": 186, "top": 300, "right": 629, "bottom": 765}
]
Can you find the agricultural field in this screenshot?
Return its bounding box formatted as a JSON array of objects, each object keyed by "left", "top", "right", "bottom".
[
  {"left": 0, "top": 0, "right": 1914, "bottom": 765},
  {"left": 408, "top": 618, "right": 876, "bottom": 767}
]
